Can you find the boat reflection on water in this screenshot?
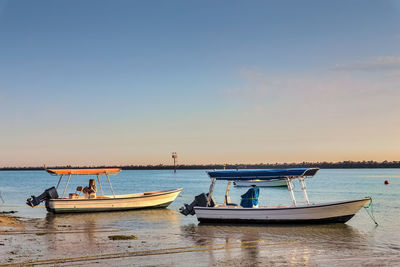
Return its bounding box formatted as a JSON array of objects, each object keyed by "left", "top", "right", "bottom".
[
  {"left": 41, "top": 209, "right": 181, "bottom": 254},
  {"left": 181, "top": 223, "right": 370, "bottom": 266},
  {"left": 45, "top": 208, "right": 180, "bottom": 228}
]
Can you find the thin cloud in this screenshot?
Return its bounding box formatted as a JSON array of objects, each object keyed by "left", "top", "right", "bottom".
[
  {"left": 223, "top": 67, "right": 305, "bottom": 101},
  {"left": 224, "top": 60, "right": 400, "bottom": 101},
  {"left": 222, "top": 63, "right": 400, "bottom": 122},
  {"left": 332, "top": 56, "right": 400, "bottom": 71}
]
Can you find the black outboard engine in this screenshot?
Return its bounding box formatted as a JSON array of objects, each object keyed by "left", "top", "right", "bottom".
[
  {"left": 180, "top": 193, "right": 215, "bottom": 216},
  {"left": 26, "top": 187, "right": 59, "bottom": 207}
]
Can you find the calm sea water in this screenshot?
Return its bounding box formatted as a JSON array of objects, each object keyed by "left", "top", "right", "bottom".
[{"left": 0, "top": 169, "right": 399, "bottom": 265}]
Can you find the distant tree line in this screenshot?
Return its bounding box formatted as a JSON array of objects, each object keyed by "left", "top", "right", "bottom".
[{"left": 1, "top": 160, "right": 399, "bottom": 171}]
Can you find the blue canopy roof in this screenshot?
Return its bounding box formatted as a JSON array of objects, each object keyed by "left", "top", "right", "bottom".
[{"left": 207, "top": 168, "right": 319, "bottom": 181}]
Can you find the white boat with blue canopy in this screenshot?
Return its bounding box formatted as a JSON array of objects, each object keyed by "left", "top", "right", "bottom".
[
  {"left": 233, "top": 179, "right": 287, "bottom": 187},
  {"left": 180, "top": 168, "right": 372, "bottom": 224},
  {"left": 222, "top": 168, "right": 316, "bottom": 188}
]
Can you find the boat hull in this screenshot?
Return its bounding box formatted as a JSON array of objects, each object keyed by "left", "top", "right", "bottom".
[
  {"left": 46, "top": 188, "right": 183, "bottom": 214},
  {"left": 233, "top": 179, "right": 287, "bottom": 187},
  {"left": 194, "top": 198, "right": 370, "bottom": 224}
]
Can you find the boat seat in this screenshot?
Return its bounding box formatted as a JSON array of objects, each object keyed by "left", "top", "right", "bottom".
[
  {"left": 224, "top": 195, "right": 238, "bottom": 206},
  {"left": 69, "top": 193, "right": 79, "bottom": 199}
]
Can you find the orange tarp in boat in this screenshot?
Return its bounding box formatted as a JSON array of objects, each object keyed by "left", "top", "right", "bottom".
[{"left": 46, "top": 168, "right": 121, "bottom": 176}]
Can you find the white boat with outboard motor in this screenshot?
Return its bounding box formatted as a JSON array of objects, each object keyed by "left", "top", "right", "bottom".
[
  {"left": 180, "top": 168, "right": 373, "bottom": 224},
  {"left": 233, "top": 179, "right": 287, "bottom": 187},
  {"left": 27, "top": 168, "right": 182, "bottom": 213}
]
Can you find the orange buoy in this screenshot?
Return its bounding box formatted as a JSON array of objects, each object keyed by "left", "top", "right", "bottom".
[{"left": 384, "top": 180, "right": 389, "bottom": 185}]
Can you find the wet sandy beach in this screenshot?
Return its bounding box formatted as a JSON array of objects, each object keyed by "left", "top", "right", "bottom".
[{"left": 1, "top": 208, "right": 398, "bottom": 266}]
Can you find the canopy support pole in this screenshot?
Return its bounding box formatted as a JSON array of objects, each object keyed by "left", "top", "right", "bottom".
[
  {"left": 62, "top": 174, "right": 72, "bottom": 198},
  {"left": 224, "top": 181, "right": 231, "bottom": 205},
  {"left": 286, "top": 178, "right": 296, "bottom": 206},
  {"left": 56, "top": 175, "right": 63, "bottom": 190},
  {"left": 105, "top": 173, "right": 115, "bottom": 198},
  {"left": 96, "top": 175, "right": 104, "bottom": 196},
  {"left": 207, "top": 178, "right": 216, "bottom": 207},
  {"left": 299, "top": 178, "right": 310, "bottom": 204}
]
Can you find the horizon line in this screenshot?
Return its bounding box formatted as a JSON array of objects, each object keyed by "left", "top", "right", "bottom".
[{"left": 1, "top": 160, "right": 399, "bottom": 170}]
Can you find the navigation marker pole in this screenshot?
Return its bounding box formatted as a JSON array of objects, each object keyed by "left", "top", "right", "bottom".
[{"left": 172, "top": 152, "right": 178, "bottom": 173}]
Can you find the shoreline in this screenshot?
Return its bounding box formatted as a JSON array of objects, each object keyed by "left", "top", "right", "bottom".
[{"left": 1, "top": 161, "right": 399, "bottom": 171}]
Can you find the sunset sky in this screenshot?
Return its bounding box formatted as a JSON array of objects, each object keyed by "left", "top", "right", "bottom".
[{"left": 1, "top": 0, "right": 400, "bottom": 167}]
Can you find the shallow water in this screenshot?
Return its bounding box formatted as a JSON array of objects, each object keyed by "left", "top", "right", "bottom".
[{"left": 0, "top": 169, "right": 399, "bottom": 265}]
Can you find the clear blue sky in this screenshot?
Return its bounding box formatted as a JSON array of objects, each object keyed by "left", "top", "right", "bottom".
[{"left": 1, "top": 0, "right": 400, "bottom": 166}]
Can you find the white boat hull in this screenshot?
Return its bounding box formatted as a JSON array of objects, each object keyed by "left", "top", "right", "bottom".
[
  {"left": 194, "top": 198, "right": 370, "bottom": 224},
  {"left": 233, "top": 179, "right": 287, "bottom": 187},
  {"left": 46, "top": 188, "right": 183, "bottom": 213}
]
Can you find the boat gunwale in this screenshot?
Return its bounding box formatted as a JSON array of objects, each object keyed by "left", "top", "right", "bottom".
[
  {"left": 194, "top": 197, "right": 370, "bottom": 211},
  {"left": 49, "top": 188, "right": 183, "bottom": 202}
]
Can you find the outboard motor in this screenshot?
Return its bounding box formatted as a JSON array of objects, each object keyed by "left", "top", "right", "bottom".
[
  {"left": 26, "top": 187, "right": 59, "bottom": 207},
  {"left": 180, "top": 193, "right": 215, "bottom": 216}
]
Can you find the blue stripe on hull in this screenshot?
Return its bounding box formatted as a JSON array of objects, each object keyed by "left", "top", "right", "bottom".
[{"left": 198, "top": 214, "right": 355, "bottom": 225}]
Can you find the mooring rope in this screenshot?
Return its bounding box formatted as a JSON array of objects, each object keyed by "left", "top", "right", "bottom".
[{"left": 364, "top": 196, "right": 378, "bottom": 225}]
